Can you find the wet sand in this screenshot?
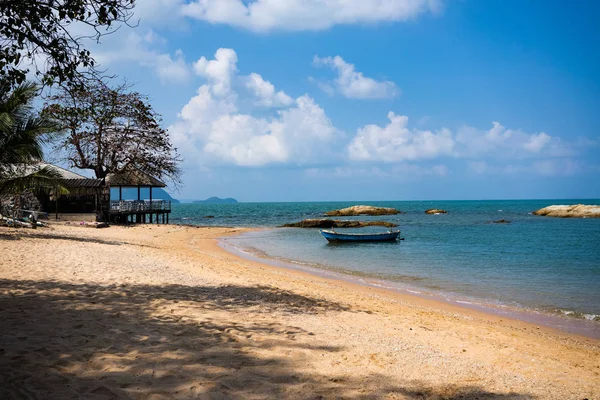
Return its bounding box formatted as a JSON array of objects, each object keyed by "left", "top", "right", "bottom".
[{"left": 0, "top": 224, "right": 598, "bottom": 399}]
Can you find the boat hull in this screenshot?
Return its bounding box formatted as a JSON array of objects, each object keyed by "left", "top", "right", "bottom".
[{"left": 320, "top": 230, "right": 400, "bottom": 242}]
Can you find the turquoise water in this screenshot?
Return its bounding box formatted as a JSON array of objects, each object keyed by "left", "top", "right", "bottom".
[{"left": 170, "top": 200, "right": 600, "bottom": 326}]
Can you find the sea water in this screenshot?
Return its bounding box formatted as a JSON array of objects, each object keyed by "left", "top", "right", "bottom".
[{"left": 170, "top": 200, "right": 600, "bottom": 333}]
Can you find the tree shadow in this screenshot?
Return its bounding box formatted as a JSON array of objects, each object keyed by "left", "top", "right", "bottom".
[
  {"left": 0, "top": 228, "right": 157, "bottom": 247},
  {"left": 0, "top": 279, "right": 536, "bottom": 399},
  {"left": 0, "top": 232, "right": 21, "bottom": 240}
]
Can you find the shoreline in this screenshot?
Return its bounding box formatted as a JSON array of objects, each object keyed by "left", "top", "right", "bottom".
[
  {"left": 219, "top": 228, "right": 600, "bottom": 340},
  {"left": 1, "top": 224, "right": 599, "bottom": 399}
]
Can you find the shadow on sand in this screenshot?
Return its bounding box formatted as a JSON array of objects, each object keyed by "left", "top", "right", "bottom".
[
  {"left": 0, "top": 229, "right": 157, "bottom": 247},
  {"left": 0, "top": 279, "right": 534, "bottom": 399}
]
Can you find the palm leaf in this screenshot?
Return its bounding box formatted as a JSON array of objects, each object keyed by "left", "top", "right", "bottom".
[{"left": 0, "top": 167, "right": 68, "bottom": 195}]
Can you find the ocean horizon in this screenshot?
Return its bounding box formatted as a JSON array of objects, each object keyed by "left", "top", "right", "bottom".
[{"left": 170, "top": 199, "right": 600, "bottom": 336}]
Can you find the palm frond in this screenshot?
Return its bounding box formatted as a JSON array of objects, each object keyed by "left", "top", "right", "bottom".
[{"left": 0, "top": 167, "right": 69, "bottom": 195}]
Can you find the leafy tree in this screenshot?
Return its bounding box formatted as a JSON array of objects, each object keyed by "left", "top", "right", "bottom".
[
  {"left": 0, "top": 0, "right": 135, "bottom": 87},
  {"left": 0, "top": 81, "right": 63, "bottom": 196},
  {"left": 44, "top": 79, "right": 182, "bottom": 185}
]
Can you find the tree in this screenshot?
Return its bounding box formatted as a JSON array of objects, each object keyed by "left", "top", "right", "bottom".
[
  {"left": 0, "top": 0, "right": 135, "bottom": 88},
  {"left": 0, "top": 81, "right": 63, "bottom": 196},
  {"left": 44, "top": 79, "right": 181, "bottom": 185}
]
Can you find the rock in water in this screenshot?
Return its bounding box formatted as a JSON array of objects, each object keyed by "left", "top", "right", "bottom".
[
  {"left": 425, "top": 209, "right": 447, "bottom": 215},
  {"left": 532, "top": 204, "right": 600, "bottom": 218},
  {"left": 324, "top": 205, "right": 401, "bottom": 216},
  {"left": 280, "top": 219, "right": 398, "bottom": 228},
  {"left": 492, "top": 219, "right": 510, "bottom": 224}
]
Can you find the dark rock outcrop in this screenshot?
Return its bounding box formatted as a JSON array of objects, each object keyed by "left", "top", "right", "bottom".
[
  {"left": 324, "top": 205, "right": 401, "bottom": 216},
  {"left": 492, "top": 219, "right": 510, "bottom": 224},
  {"left": 280, "top": 219, "right": 398, "bottom": 228},
  {"left": 425, "top": 209, "right": 447, "bottom": 215}
]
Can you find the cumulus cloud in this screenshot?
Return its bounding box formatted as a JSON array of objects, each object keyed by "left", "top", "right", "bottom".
[
  {"left": 349, "top": 114, "right": 576, "bottom": 165},
  {"left": 180, "top": 0, "right": 441, "bottom": 31},
  {"left": 349, "top": 112, "right": 454, "bottom": 162},
  {"left": 170, "top": 48, "right": 341, "bottom": 167},
  {"left": 245, "top": 73, "right": 293, "bottom": 107},
  {"left": 193, "top": 48, "right": 238, "bottom": 96},
  {"left": 313, "top": 55, "right": 398, "bottom": 99},
  {"left": 455, "top": 122, "right": 572, "bottom": 158}
]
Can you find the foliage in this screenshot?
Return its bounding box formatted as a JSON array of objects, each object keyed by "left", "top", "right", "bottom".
[
  {"left": 0, "top": 81, "right": 65, "bottom": 197},
  {"left": 44, "top": 80, "right": 182, "bottom": 185},
  {"left": 0, "top": 0, "right": 135, "bottom": 88}
]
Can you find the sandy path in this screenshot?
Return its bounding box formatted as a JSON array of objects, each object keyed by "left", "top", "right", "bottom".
[{"left": 0, "top": 224, "right": 598, "bottom": 399}]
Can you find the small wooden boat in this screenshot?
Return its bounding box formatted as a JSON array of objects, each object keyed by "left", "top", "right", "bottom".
[{"left": 320, "top": 229, "right": 401, "bottom": 243}]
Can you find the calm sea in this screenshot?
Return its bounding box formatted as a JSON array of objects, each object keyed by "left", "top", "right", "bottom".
[{"left": 170, "top": 200, "right": 600, "bottom": 335}]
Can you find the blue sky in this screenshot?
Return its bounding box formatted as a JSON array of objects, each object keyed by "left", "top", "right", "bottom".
[{"left": 79, "top": 0, "right": 599, "bottom": 201}]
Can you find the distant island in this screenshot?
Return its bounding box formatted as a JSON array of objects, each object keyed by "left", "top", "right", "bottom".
[
  {"left": 152, "top": 188, "right": 180, "bottom": 204},
  {"left": 193, "top": 197, "right": 238, "bottom": 204}
]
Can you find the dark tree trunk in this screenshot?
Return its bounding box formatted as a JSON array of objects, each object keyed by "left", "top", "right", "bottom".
[{"left": 95, "top": 168, "right": 107, "bottom": 179}]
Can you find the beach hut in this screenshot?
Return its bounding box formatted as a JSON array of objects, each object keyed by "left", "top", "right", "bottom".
[
  {"left": 105, "top": 168, "right": 171, "bottom": 224},
  {"left": 12, "top": 163, "right": 171, "bottom": 224}
]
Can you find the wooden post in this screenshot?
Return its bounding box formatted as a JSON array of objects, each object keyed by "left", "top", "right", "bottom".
[
  {"left": 54, "top": 187, "right": 58, "bottom": 220},
  {"left": 166, "top": 213, "right": 169, "bottom": 224}
]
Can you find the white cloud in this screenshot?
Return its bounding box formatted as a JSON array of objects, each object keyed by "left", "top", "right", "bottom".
[
  {"left": 193, "top": 48, "right": 238, "bottom": 96},
  {"left": 455, "top": 122, "right": 571, "bottom": 158},
  {"left": 133, "top": 0, "right": 186, "bottom": 27},
  {"left": 92, "top": 30, "right": 192, "bottom": 84},
  {"left": 154, "top": 50, "right": 192, "bottom": 84},
  {"left": 313, "top": 55, "right": 398, "bottom": 99},
  {"left": 170, "top": 48, "right": 341, "bottom": 167},
  {"left": 524, "top": 132, "right": 551, "bottom": 153},
  {"left": 181, "top": 0, "right": 441, "bottom": 32},
  {"left": 349, "top": 112, "right": 454, "bottom": 162},
  {"left": 349, "top": 113, "right": 578, "bottom": 166},
  {"left": 245, "top": 73, "right": 293, "bottom": 107}
]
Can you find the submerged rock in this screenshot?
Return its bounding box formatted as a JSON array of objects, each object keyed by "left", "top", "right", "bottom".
[
  {"left": 492, "top": 219, "right": 510, "bottom": 224},
  {"left": 533, "top": 204, "right": 600, "bottom": 218},
  {"left": 280, "top": 219, "right": 398, "bottom": 228},
  {"left": 425, "top": 209, "right": 448, "bottom": 215},
  {"left": 324, "top": 205, "right": 401, "bottom": 216}
]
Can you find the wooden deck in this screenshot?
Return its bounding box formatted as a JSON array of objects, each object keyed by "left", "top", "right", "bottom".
[{"left": 109, "top": 200, "right": 171, "bottom": 224}]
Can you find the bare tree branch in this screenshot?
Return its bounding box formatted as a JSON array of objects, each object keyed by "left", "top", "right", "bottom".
[
  {"left": 43, "top": 79, "right": 182, "bottom": 189},
  {"left": 0, "top": 0, "right": 135, "bottom": 88}
]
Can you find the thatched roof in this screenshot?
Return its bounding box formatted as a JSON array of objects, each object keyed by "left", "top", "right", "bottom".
[
  {"left": 17, "top": 162, "right": 88, "bottom": 180},
  {"left": 35, "top": 163, "right": 105, "bottom": 188},
  {"left": 15, "top": 163, "right": 166, "bottom": 188},
  {"left": 105, "top": 168, "right": 166, "bottom": 188}
]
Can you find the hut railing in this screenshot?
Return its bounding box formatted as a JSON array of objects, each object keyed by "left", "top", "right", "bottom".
[{"left": 109, "top": 200, "right": 171, "bottom": 213}]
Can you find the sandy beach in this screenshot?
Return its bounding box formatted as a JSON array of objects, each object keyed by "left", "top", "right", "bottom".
[{"left": 0, "top": 224, "right": 598, "bottom": 399}]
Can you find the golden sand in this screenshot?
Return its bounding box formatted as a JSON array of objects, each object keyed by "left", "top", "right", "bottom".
[{"left": 0, "top": 224, "right": 598, "bottom": 399}]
